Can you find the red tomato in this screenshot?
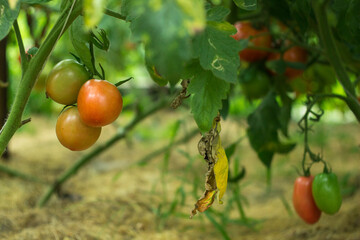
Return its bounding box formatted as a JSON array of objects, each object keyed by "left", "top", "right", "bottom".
[
  {"left": 293, "top": 176, "right": 321, "bottom": 224},
  {"left": 56, "top": 106, "right": 101, "bottom": 151},
  {"left": 231, "top": 21, "right": 272, "bottom": 62},
  {"left": 77, "top": 79, "right": 123, "bottom": 127},
  {"left": 268, "top": 46, "right": 308, "bottom": 79}
]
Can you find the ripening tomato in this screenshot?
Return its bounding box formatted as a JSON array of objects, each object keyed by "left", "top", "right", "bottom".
[
  {"left": 77, "top": 79, "right": 123, "bottom": 127},
  {"left": 312, "top": 172, "right": 342, "bottom": 215},
  {"left": 56, "top": 106, "right": 101, "bottom": 151},
  {"left": 46, "top": 59, "right": 89, "bottom": 105},
  {"left": 293, "top": 176, "right": 321, "bottom": 224},
  {"left": 231, "top": 21, "right": 272, "bottom": 62},
  {"left": 267, "top": 46, "right": 308, "bottom": 79}
]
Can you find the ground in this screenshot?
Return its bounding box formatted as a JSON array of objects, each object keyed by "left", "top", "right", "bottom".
[{"left": 0, "top": 110, "right": 359, "bottom": 240}]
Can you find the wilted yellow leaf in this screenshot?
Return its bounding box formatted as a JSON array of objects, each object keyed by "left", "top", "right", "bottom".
[
  {"left": 190, "top": 190, "right": 217, "bottom": 218},
  {"left": 214, "top": 137, "right": 228, "bottom": 204}
]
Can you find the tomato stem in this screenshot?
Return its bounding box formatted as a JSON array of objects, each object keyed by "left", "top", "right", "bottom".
[
  {"left": 13, "top": 20, "right": 28, "bottom": 75},
  {"left": 103, "top": 8, "right": 127, "bottom": 21},
  {"left": 312, "top": 0, "right": 360, "bottom": 122},
  {"left": 266, "top": 167, "right": 272, "bottom": 192}
]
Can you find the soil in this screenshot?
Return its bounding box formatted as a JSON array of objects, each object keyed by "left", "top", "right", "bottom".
[{"left": 0, "top": 111, "right": 359, "bottom": 240}]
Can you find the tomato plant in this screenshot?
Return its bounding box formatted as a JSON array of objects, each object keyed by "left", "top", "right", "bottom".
[
  {"left": 77, "top": 79, "right": 123, "bottom": 127},
  {"left": 46, "top": 59, "right": 90, "bottom": 105},
  {"left": 231, "top": 21, "right": 272, "bottom": 62},
  {"left": 56, "top": 106, "right": 101, "bottom": 151},
  {"left": 312, "top": 172, "right": 342, "bottom": 215},
  {"left": 293, "top": 176, "right": 321, "bottom": 224}
]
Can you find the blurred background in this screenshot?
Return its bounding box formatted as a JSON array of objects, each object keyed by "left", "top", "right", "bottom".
[{"left": 0, "top": 0, "right": 359, "bottom": 239}]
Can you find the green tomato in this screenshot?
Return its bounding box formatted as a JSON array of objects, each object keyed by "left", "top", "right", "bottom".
[
  {"left": 239, "top": 65, "right": 270, "bottom": 100},
  {"left": 46, "top": 59, "right": 90, "bottom": 105},
  {"left": 312, "top": 172, "right": 342, "bottom": 215}
]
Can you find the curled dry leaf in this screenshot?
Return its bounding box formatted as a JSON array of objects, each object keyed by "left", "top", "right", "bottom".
[
  {"left": 171, "top": 79, "right": 190, "bottom": 109},
  {"left": 191, "top": 116, "right": 229, "bottom": 218}
]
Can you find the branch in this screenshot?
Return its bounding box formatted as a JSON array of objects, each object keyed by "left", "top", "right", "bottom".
[
  {"left": 135, "top": 128, "right": 198, "bottom": 167},
  {"left": 0, "top": 164, "right": 47, "bottom": 184},
  {"left": 37, "top": 100, "right": 169, "bottom": 207},
  {"left": 104, "top": 8, "right": 127, "bottom": 21}
]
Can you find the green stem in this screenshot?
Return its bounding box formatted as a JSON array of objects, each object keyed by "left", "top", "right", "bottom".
[
  {"left": 232, "top": 184, "right": 248, "bottom": 222},
  {"left": 204, "top": 211, "right": 231, "bottom": 240},
  {"left": 0, "top": 1, "right": 82, "bottom": 157},
  {"left": 0, "top": 164, "right": 47, "bottom": 184},
  {"left": 266, "top": 167, "right": 271, "bottom": 192},
  {"left": 312, "top": 1, "right": 360, "bottom": 122},
  {"left": 104, "top": 8, "right": 127, "bottom": 21},
  {"left": 37, "top": 100, "right": 168, "bottom": 207},
  {"left": 13, "top": 20, "right": 28, "bottom": 74}
]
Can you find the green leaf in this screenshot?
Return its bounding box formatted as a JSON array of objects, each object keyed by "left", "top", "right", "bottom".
[
  {"left": 0, "top": 0, "right": 20, "bottom": 41},
  {"left": 233, "top": 0, "right": 257, "bottom": 11},
  {"left": 278, "top": 94, "right": 292, "bottom": 137},
  {"left": 69, "top": 17, "right": 94, "bottom": 74},
  {"left": 246, "top": 91, "right": 295, "bottom": 168},
  {"left": 122, "top": 0, "right": 206, "bottom": 85},
  {"left": 185, "top": 61, "right": 230, "bottom": 132},
  {"left": 83, "top": 0, "right": 106, "bottom": 29},
  {"left": 206, "top": 6, "right": 230, "bottom": 22},
  {"left": 247, "top": 92, "right": 280, "bottom": 168},
  {"left": 265, "top": 59, "right": 286, "bottom": 74},
  {"left": 193, "top": 21, "right": 241, "bottom": 84}
]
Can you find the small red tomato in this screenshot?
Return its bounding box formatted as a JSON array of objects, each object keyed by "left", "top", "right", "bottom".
[
  {"left": 77, "top": 79, "right": 123, "bottom": 127},
  {"left": 293, "top": 176, "right": 321, "bottom": 224},
  {"left": 56, "top": 106, "right": 101, "bottom": 151},
  {"left": 231, "top": 21, "right": 272, "bottom": 62}
]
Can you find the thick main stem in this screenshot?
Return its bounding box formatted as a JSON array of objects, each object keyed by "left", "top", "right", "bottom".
[
  {"left": 0, "top": 2, "right": 82, "bottom": 156},
  {"left": 312, "top": 1, "right": 360, "bottom": 122},
  {"left": 37, "top": 100, "right": 168, "bottom": 207}
]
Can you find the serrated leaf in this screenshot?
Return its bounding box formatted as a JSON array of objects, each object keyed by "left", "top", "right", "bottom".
[
  {"left": 214, "top": 137, "right": 228, "bottom": 203},
  {"left": 122, "top": 0, "right": 206, "bottom": 85},
  {"left": 193, "top": 21, "right": 241, "bottom": 83},
  {"left": 83, "top": 0, "right": 106, "bottom": 29},
  {"left": 247, "top": 92, "right": 281, "bottom": 168},
  {"left": 233, "top": 0, "right": 257, "bottom": 11},
  {"left": 186, "top": 62, "right": 230, "bottom": 132},
  {"left": 69, "top": 17, "right": 94, "bottom": 73},
  {"left": 206, "top": 6, "right": 230, "bottom": 22},
  {"left": 0, "top": 0, "right": 20, "bottom": 40}
]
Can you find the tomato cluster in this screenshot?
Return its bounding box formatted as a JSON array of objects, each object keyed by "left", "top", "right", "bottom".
[
  {"left": 293, "top": 172, "right": 342, "bottom": 224},
  {"left": 230, "top": 21, "right": 308, "bottom": 99},
  {"left": 46, "top": 59, "right": 123, "bottom": 151}
]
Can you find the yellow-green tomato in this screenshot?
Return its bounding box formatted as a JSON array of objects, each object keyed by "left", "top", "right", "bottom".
[
  {"left": 56, "top": 106, "right": 101, "bottom": 151},
  {"left": 46, "top": 59, "right": 89, "bottom": 105}
]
